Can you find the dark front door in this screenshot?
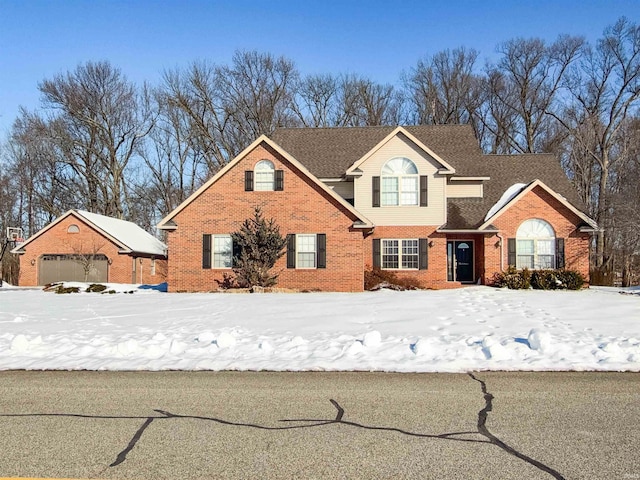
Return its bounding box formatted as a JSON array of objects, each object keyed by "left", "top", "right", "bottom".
[{"left": 447, "top": 241, "right": 474, "bottom": 283}]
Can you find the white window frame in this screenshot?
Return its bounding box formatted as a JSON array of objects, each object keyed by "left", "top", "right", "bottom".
[
  {"left": 381, "top": 238, "right": 419, "bottom": 270},
  {"left": 150, "top": 259, "right": 156, "bottom": 276},
  {"left": 254, "top": 160, "right": 275, "bottom": 191},
  {"left": 212, "top": 234, "right": 233, "bottom": 269},
  {"left": 381, "top": 157, "right": 419, "bottom": 206},
  {"left": 296, "top": 234, "right": 317, "bottom": 269},
  {"left": 516, "top": 219, "right": 556, "bottom": 270}
]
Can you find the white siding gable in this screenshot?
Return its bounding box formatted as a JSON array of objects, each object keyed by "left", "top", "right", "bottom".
[{"left": 353, "top": 134, "right": 446, "bottom": 226}]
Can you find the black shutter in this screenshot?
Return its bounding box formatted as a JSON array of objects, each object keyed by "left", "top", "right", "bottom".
[
  {"left": 287, "top": 234, "right": 296, "bottom": 269},
  {"left": 232, "top": 239, "right": 241, "bottom": 267},
  {"left": 419, "top": 238, "right": 429, "bottom": 270},
  {"left": 556, "top": 238, "right": 565, "bottom": 269},
  {"left": 244, "top": 171, "right": 254, "bottom": 191},
  {"left": 420, "top": 176, "right": 428, "bottom": 207},
  {"left": 275, "top": 170, "right": 284, "bottom": 191},
  {"left": 202, "top": 234, "right": 212, "bottom": 269},
  {"left": 373, "top": 239, "right": 381, "bottom": 268},
  {"left": 372, "top": 176, "right": 380, "bottom": 207},
  {"left": 317, "top": 234, "right": 326, "bottom": 269},
  {"left": 508, "top": 238, "right": 516, "bottom": 267}
]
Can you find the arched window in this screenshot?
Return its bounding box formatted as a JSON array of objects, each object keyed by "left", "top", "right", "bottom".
[
  {"left": 516, "top": 219, "right": 555, "bottom": 269},
  {"left": 381, "top": 157, "right": 418, "bottom": 206},
  {"left": 67, "top": 224, "right": 80, "bottom": 233},
  {"left": 254, "top": 160, "right": 275, "bottom": 191}
]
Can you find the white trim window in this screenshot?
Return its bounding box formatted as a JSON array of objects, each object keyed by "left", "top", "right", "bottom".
[
  {"left": 382, "top": 239, "right": 419, "bottom": 269},
  {"left": 255, "top": 160, "right": 275, "bottom": 191},
  {"left": 381, "top": 157, "right": 419, "bottom": 206},
  {"left": 296, "top": 234, "right": 316, "bottom": 269},
  {"left": 213, "top": 235, "right": 233, "bottom": 268},
  {"left": 516, "top": 219, "right": 555, "bottom": 269}
]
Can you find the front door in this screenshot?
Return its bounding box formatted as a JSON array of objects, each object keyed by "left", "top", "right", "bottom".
[{"left": 447, "top": 241, "right": 474, "bottom": 283}]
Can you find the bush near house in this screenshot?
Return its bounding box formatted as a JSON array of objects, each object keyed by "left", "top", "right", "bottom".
[
  {"left": 364, "top": 268, "right": 423, "bottom": 291},
  {"left": 491, "top": 266, "right": 584, "bottom": 290}
]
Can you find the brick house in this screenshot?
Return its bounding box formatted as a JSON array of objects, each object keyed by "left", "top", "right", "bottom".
[
  {"left": 158, "top": 125, "right": 597, "bottom": 292},
  {"left": 13, "top": 210, "right": 168, "bottom": 285}
]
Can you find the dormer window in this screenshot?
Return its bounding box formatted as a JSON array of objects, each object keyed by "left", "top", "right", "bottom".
[{"left": 381, "top": 157, "right": 418, "bottom": 206}]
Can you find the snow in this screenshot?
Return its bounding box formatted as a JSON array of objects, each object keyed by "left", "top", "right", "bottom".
[
  {"left": 0, "top": 283, "right": 639, "bottom": 372},
  {"left": 484, "top": 183, "right": 527, "bottom": 221},
  {"left": 76, "top": 210, "right": 167, "bottom": 256}
]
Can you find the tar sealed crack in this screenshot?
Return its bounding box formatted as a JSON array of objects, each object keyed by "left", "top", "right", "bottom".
[{"left": 468, "top": 372, "right": 565, "bottom": 479}]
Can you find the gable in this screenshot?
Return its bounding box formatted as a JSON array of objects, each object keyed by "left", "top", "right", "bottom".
[
  {"left": 12, "top": 212, "right": 123, "bottom": 254},
  {"left": 481, "top": 181, "right": 597, "bottom": 231},
  {"left": 158, "top": 136, "right": 372, "bottom": 230},
  {"left": 347, "top": 128, "right": 455, "bottom": 175}
]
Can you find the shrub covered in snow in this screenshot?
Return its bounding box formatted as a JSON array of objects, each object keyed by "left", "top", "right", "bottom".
[
  {"left": 491, "top": 266, "right": 531, "bottom": 289},
  {"left": 492, "top": 267, "right": 584, "bottom": 290}
]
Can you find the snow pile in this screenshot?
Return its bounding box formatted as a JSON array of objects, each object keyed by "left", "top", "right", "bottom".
[{"left": 0, "top": 285, "right": 638, "bottom": 372}]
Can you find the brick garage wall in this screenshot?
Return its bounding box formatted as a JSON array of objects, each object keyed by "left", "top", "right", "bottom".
[
  {"left": 487, "top": 185, "right": 591, "bottom": 281},
  {"left": 18, "top": 214, "right": 168, "bottom": 286},
  {"left": 166, "top": 143, "right": 365, "bottom": 292},
  {"left": 131, "top": 257, "right": 169, "bottom": 285}
]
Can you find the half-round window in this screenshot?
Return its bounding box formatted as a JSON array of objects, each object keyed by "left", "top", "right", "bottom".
[
  {"left": 516, "top": 219, "right": 555, "bottom": 269},
  {"left": 67, "top": 224, "right": 80, "bottom": 233},
  {"left": 381, "top": 157, "right": 418, "bottom": 206},
  {"left": 255, "top": 160, "right": 275, "bottom": 191}
]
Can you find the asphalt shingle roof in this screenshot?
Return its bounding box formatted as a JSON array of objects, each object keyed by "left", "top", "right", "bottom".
[{"left": 270, "top": 125, "right": 586, "bottom": 229}]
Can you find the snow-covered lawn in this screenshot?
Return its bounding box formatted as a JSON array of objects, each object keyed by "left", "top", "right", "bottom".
[{"left": 1, "top": 284, "right": 638, "bottom": 372}]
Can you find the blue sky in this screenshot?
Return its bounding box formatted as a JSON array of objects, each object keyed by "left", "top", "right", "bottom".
[{"left": 1, "top": 0, "right": 639, "bottom": 135}]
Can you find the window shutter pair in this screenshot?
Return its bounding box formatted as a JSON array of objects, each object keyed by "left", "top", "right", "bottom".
[
  {"left": 286, "top": 234, "right": 326, "bottom": 269},
  {"left": 244, "top": 170, "right": 284, "bottom": 191},
  {"left": 372, "top": 238, "right": 428, "bottom": 270},
  {"left": 371, "top": 176, "right": 428, "bottom": 207}
]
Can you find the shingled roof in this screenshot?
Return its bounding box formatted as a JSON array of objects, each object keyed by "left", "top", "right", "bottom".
[
  {"left": 270, "top": 125, "right": 588, "bottom": 230},
  {"left": 271, "top": 125, "right": 483, "bottom": 178}
]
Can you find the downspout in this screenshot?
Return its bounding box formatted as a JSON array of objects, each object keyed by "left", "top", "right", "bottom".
[{"left": 496, "top": 233, "right": 504, "bottom": 272}]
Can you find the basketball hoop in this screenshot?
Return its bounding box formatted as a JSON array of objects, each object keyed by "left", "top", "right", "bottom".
[{"left": 6, "top": 227, "right": 23, "bottom": 244}]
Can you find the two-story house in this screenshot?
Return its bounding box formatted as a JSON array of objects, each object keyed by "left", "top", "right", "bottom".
[{"left": 158, "top": 125, "right": 597, "bottom": 292}]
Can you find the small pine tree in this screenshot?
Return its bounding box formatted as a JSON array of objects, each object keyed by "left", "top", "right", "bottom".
[{"left": 231, "top": 207, "right": 286, "bottom": 288}]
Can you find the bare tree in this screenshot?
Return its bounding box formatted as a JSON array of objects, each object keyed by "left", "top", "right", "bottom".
[
  {"left": 405, "top": 47, "right": 483, "bottom": 126},
  {"left": 552, "top": 17, "right": 640, "bottom": 274},
  {"left": 163, "top": 51, "right": 299, "bottom": 175},
  {"left": 291, "top": 74, "right": 341, "bottom": 127},
  {"left": 483, "top": 35, "right": 584, "bottom": 153},
  {"left": 38, "top": 61, "right": 153, "bottom": 219}
]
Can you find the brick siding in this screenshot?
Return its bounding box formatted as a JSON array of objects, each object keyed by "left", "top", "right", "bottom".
[
  {"left": 487, "top": 185, "right": 591, "bottom": 281},
  {"left": 166, "top": 142, "right": 366, "bottom": 292}
]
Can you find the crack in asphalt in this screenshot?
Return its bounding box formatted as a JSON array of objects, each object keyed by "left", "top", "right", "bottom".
[
  {"left": 0, "top": 374, "right": 565, "bottom": 478},
  {"left": 468, "top": 373, "right": 566, "bottom": 479}
]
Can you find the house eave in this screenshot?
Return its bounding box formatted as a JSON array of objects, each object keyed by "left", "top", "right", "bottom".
[{"left": 436, "top": 228, "right": 499, "bottom": 234}]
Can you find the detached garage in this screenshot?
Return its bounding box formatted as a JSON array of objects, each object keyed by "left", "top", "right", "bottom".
[{"left": 12, "top": 210, "right": 168, "bottom": 286}]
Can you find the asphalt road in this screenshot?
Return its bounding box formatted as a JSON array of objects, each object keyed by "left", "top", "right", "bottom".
[{"left": 0, "top": 371, "right": 638, "bottom": 479}]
